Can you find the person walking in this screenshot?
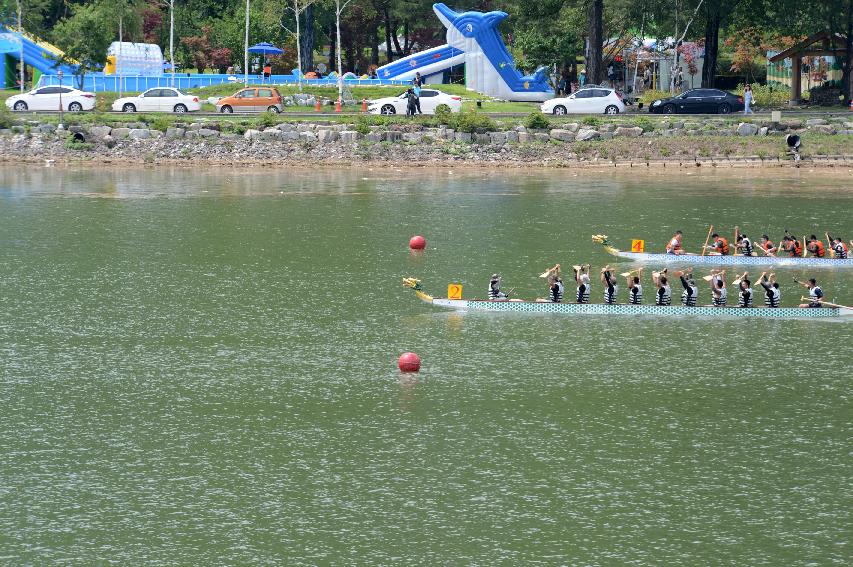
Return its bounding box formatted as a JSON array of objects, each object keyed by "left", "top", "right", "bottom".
[
  {"left": 579, "top": 69, "right": 586, "bottom": 88},
  {"left": 743, "top": 84, "right": 753, "bottom": 114},
  {"left": 643, "top": 66, "right": 651, "bottom": 92},
  {"left": 406, "top": 88, "right": 417, "bottom": 117}
]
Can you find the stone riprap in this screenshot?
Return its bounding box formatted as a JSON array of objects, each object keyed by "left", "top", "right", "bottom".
[{"left": 1, "top": 117, "right": 852, "bottom": 166}]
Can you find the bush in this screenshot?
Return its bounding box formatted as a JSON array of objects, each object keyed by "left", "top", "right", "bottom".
[
  {"left": 450, "top": 111, "right": 497, "bottom": 133},
  {"left": 633, "top": 117, "right": 656, "bottom": 132},
  {"left": 524, "top": 111, "right": 550, "bottom": 130},
  {"left": 434, "top": 104, "right": 452, "bottom": 124},
  {"left": 581, "top": 116, "right": 600, "bottom": 127},
  {"left": 253, "top": 112, "right": 278, "bottom": 129},
  {"left": 147, "top": 115, "right": 175, "bottom": 132},
  {"left": 64, "top": 138, "right": 94, "bottom": 151},
  {"left": 735, "top": 83, "right": 790, "bottom": 108},
  {"left": 0, "top": 105, "right": 13, "bottom": 129}
]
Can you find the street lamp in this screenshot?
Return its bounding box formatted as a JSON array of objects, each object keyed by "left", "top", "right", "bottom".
[{"left": 57, "top": 70, "right": 64, "bottom": 129}]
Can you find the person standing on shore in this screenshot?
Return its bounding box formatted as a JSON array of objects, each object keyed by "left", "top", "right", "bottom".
[
  {"left": 413, "top": 83, "right": 422, "bottom": 115},
  {"left": 743, "top": 84, "right": 753, "bottom": 114},
  {"left": 406, "top": 89, "right": 417, "bottom": 117}
]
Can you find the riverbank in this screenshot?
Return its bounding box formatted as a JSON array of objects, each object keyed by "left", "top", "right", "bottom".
[{"left": 2, "top": 114, "right": 852, "bottom": 168}]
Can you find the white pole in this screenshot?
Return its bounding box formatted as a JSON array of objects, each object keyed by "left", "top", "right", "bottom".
[
  {"left": 336, "top": 0, "right": 342, "bottom": 100},
  {"left": 295, "top": 0, "right": 302, "bottom": 92},
  {"left": 244, "top": 0, "right": 249, "bottom": 85},
  {"left": 170, "top": 0, "right": 175, "bottom": 87},
  {"left": 17, "top": 0, "right": 24, "bottom": 92},
  {"left": 118, "top": 14, "right": 123, "bottom": 98}
]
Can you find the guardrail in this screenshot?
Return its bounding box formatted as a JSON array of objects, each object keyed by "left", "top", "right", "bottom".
[{"left": 36, "top": 73, "right": 413, "bottom": 92}]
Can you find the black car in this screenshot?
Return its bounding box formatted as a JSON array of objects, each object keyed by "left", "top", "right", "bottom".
[{"left": 648, "top": 89, "right": 744, "bottom": 114}]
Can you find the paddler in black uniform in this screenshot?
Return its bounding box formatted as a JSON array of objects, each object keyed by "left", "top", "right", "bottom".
[
  {"left": 676, "top": 268, "right": 698, "bottom": 306},
  {"left": 600, "top": 266, "right": 618, "bottom": 304},
  {"left": 574, "top": 264, "right": 591, "bottom": 304},
  {"left": 797, "top": 278, "right": 824, "bottom": 307},
  {"left": 757, "top": 272, "right": 781, "bottom": 308},
  {"left": 487, "top": 274, "right": 508, "bottom": 300}
]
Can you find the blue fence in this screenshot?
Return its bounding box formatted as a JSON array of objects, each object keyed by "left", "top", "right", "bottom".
[{"left": 36, "top": 72, "right": 413, "bottom": 92}]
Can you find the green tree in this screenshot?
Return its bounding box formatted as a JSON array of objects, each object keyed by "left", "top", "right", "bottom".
[{"left": 51, "top": 0, "right": 116, "bottom": 87}]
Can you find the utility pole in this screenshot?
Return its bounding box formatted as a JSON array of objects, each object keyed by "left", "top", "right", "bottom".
[
  {"left": 244, "top": 0, "right": 250, "bottom": 85},
  {"left": 16, "top": 0, "right": 24, "bottom": 92}
]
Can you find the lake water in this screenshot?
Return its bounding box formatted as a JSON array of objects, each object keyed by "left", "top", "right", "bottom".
[{"left": 0, "top": 166, "right": 850, "bottom": 565}]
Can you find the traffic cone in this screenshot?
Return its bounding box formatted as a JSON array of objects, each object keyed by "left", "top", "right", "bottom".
[
  {"left": 849, "top": 99, "right": 853, "bottom": 111},
  {"left": 335, "top": 98, "right": 342, "bottom": 113},
  {"left": 315, "top": 98, "right": 321, "bottom": 112},
  {"left": 361, "top": 98, "right": 367, "bottom": 113}
]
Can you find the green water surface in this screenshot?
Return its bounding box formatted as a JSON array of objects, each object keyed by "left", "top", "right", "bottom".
[{"left": 0, "top": 166, "right": 850, "bottom": 566}]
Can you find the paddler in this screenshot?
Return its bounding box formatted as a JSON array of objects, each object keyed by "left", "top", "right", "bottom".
[
  {"left": 737, "top": 273, "right": 753, "bottom": 308},
  {"left": 574, "top": 264, "right": 591, "bottom": 304},
  {"left": 600, "top": 266, "right": 618, "bottom": 304},
  {"left": 666, "top": 230, "right": 686, "bottom": 255},
  {"left": 676, "top": 268, "right": 699, "bottom": 307},
  {"left": 710, "top": 270, "right": 727, "bottom": 306},
  {"left": 829, "top": 235, "right": 848, "bottom": 259},
  {"left": 806, "top": 235, "right": 826, "bottom": 258},
  {"left": 652, "top": 269, "right": 672, "bottom": 306},
  {"left": 797, "top": 278, "right": 824, "bottom": 307},
  {"left": 758, "top": 235, "right": 777, "bottom": 255},
  {"left": 626, "top": 273, "right": 643, "bottom": 304},
  {"left": 757, "top": 272, "right": 781, "bottom": 308},
  {"left": 705, "top": 233, "right": 730, "bottom": 255},
  {"left": 735, "top": 232, "right": 755, "bottom": 256},
  {"left": 781, "top": 235, "right": 803, "bottom": 257},
  {"left": 544, "top": 265, "right": 564, "bottom": 303},
  {"left": 487, "top": 274, "right": 508, "bottom": 300}
]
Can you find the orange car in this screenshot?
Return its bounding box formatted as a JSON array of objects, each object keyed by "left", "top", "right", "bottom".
[{"left": 216, "top": 87, "right": 283, "bottom": 113}]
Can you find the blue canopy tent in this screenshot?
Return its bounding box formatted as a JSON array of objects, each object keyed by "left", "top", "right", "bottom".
[{"left": 248, "top": 42, "right": 283, "bottom": 65}]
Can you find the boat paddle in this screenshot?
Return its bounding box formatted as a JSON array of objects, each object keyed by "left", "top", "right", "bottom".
[
  {"left": 825, "top": 232, "right": 835, "bottom": 258},
  {"left": 799, "top": 297, "right": 852, "bottom": 310},
  {"left": 701, "top": 225, "right": 713, "bottom": 256}
]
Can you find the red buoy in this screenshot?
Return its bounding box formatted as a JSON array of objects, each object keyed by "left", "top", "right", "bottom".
[
  {"left": 398, "top": 352, "right": 421, "bottom": 372},
  {"left": 409, "top": 235, "right": 426, "bottom": 250}
]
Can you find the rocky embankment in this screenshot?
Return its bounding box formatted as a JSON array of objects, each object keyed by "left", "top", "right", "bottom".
[{"left": 1, "top": 116, "right": 852, "bottom": 168}]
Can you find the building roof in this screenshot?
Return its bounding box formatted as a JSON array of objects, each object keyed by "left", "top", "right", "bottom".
[{"left": 768, "top": 31, "right": 847, "bottom": 62}]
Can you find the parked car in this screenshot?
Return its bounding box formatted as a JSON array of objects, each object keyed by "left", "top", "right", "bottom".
[
  {"left": 5, "top": 86, "right": 96, "bottom": 112},
  {"left": 216, "top": 87, "right": 283, "bottom": 113},
  {"left": 368, "top": 89, "right": 462, "bottom": 115},
  {"left": 111, "top": 88, "right": 201, "bottom": 113},
  {"left": 540, "top": 87, "right": 625, "bottom": 115},
  {"left": 648, "top": 89, "right": 744, "bottom": 114}
]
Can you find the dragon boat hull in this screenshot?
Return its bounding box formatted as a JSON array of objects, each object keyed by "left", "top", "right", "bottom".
[
  {"left": 601, "top": 246, "right": 852, "bottom": 268},
  {"left": 414, "top": 292, "right": 849, "bottom": 319}
]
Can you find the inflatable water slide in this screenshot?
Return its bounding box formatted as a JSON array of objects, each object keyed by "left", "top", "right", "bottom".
[
  {"left": 374, "top": 3, "right": 552, "bottom": 102},
  {"left": 0, "top": 26, "right": 77, "bottom": 88}
]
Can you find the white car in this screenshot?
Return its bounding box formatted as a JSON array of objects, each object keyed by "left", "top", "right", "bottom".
[
  {"left": 5, "top": 86, "right": 96, "bottom": 112},
  {"left": 111, "top": 88, "right": 201, "bottom": 113},
  {"left": 368, "top": 88, "right": 462, "bottom": 115},
  {"left": 540, "top": 87, "right": 626, "bottom": 115}
]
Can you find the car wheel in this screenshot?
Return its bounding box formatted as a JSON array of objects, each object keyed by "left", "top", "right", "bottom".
[
  {"left": 604, "top": 105, "right": 619, "bottom": 115},
  {"left": 662, "top": 104, "right": 676, "bottom": 114},
  {"left": 13, "top": 101, "right": 28, "bottom": 111},
  {"left": 68, "top": 102, "right": 83, "bottom": 112},
  {"left": 552, "top": 105, "right": 567, "bottom": 115},
  {"left": 267, "top": 105, "right": 281, "bottom": 113},
  {"left": 122, "top": 103, "right": 136, "bottom": 113},
  {"left": 173, "top": 104, "right": 188, "bottom": 113},
  {"left": 718, "top": 103, "right": 731, "bottom": 114},
  {"left": 380, "top": 104, "right": 396, "bottom": 115},
  {"left": 220, "top": 105, "right": 233, "bottom": 114}
]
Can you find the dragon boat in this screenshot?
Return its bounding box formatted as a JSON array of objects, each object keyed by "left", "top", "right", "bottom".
[
  {"left": 403, "top": 278, "right": 852, "bottom": 320},
  {"left": 592, "top": 235, "right": 853, "bottom": 268}
]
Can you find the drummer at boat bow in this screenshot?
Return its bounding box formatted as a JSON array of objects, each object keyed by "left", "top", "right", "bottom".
[
  {"left": 710, "top": 270, "right": 727, "bottom": 306},
  {"left": 677, "top": 269, "right": 699, "bottom": 306},
  {"left": 574, "top": 265, "right": 591, "bottom": 304},
  {"left": 666, "top": 231, "right": 686, "bottom": 255},
  {"left": 705, "top": 234, "right": 730, "bottom": 255},
  {"left": 737, "top": 273, "right": 753, "bottom": 307},
  {"left": 758, "top": 272, "right": 781, "bottom": 308},
  {"left": 626, "top": 273, "right": 643, "bottom": 304},
  {"left": 653, "top": 269, "right": 672, "bottom": 306},
  {"left": 807, "top": 235, "right": 826, "bottom": 258},
  {"left": 600, "top": 266, "right": 618, "bottom": 304},
  {"left": 488, "top": 274, "right": 508, "bottom": 300},
  {"left": 797, "top": 278, "right": 824, "bottom": 307}
]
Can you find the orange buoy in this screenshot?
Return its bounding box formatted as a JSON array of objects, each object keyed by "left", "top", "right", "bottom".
[
  {"left": 335, "top": 98, "right": 342, "bottom": 113},
  {"left": 409, "top": 235, "right": 426, "bottom": 250},
  {"left": 315, "top": 98, "right": 321, "bottom": 112},
  {"left": 361, "top": 98, "right": 368, "bottom": 113},
  {"left": 398, "top": 352, "right": 421, "bottom": 372}
]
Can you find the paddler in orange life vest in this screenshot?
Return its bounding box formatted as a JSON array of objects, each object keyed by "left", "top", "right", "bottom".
[
  {"left": 666, "top": 230, "right": 686, "bottom": 255},
  {"left": 705, "top": 233, "right": 730, "bottom": 255},
  {"left": 758, "top": 234, "right": 777, "bottom": 255},
  {"left": 781, "top": 235, "right": 803, "bottom": 257},
  {"left": 806, "top": 235, "right": 826, "bottom": 258}
]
